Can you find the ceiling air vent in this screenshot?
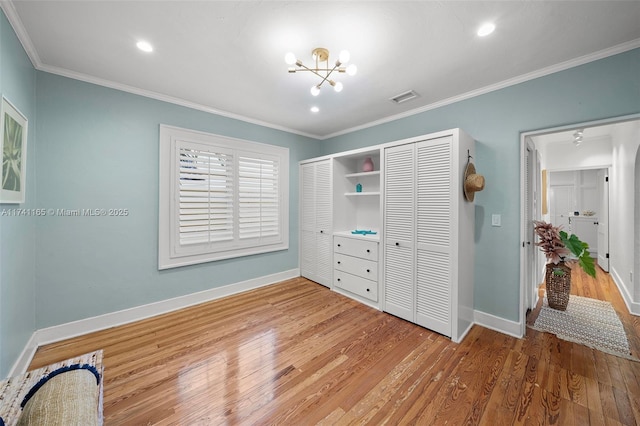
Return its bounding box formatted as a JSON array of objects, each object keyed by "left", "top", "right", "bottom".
[{"left": 390, "top": 90, "right": 420, "bottom": 104}]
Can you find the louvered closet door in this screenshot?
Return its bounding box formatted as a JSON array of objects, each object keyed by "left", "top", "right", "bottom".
[
  {"left": 314, "top": 160, "right": 333, "bottom": 287},
  {"left": 416, "top": 136, "right": 453, "bottom": 337},
  {"left": 383, "top": 144, "right": 415, "bottom": 321},
  {"left": 300, "top": 163, "right": 316, "bottom": 279}
]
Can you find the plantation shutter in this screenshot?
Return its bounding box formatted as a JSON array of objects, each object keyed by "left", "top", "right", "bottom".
[
  {"left": 159, "top": 124, "right": 289, "bottom": 269},
  {"left": 178, "top": 143, "right": 234, "bottom": 246},
  {"left": 238, "top": 155, "right": 280, "bottom": 240}
]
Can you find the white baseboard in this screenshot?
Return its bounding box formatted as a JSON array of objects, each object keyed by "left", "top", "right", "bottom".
[
  {"left": 10, "top": 269, "right": 299, "bottom": 375},
  {"left": 610, "top": 267, "right": 640, "bottom": 316},
  {"left": 474, "top": 309, "right": 523, "bottom": 339}
]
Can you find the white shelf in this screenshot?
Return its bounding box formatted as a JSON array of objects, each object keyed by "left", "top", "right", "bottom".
[
  {"left": 344, "top": 171, "right": 381, "bottom": 179},
  {"left": 345, "top": 191, "right": 380, "bottom": 196},
  {"left": 333, "top": 230, "right": 380, "bottom": 242}
]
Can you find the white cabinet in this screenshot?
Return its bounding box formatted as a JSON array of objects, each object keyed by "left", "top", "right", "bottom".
[
  {"left": 300, "top": 159, "right": 333, "bottom": 287},
  {"left": 383, "top": 130, "right": 475, "bottom": 343},
  {"left": 569, "top": 216, "right": 598, "bottom": 254},
  {"left": 299, "top": 128, "right": 475, "bottom": 342},
  {"left": 333, "top": 234, "right": 379, "bottom": 303}
]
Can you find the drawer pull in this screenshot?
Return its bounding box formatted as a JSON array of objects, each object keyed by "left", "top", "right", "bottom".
[
  {"left": 337, "top": 278, "right": 341, "bottom": 282},
  {"left": 320, "top": 230, "right": 324, "bottom": 233},
  {"left": 366, "top": 269, "right": 370, "bottom": 273},
  {"left": 366, "top": 288, "right": 370, "bottom": 292},
  {"left": 395, "top": 242, "right": 399, "bottom": 246},
  {"left": 337, "top": 244, "right": 341, "bottom": 247},
  {"left": 337, "top": 261, "right": 341, "bottom": 264}
]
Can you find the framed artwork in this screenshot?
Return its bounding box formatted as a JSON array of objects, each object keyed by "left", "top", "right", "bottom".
[{"left": 1, "top": 96, "right": 28, "bottom": 203}]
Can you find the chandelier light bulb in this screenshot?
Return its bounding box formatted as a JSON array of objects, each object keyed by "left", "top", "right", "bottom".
[
  {"left": 284, "top": 52, "right": 296, "bottom": 65},
  {"left": 310, "top": 85, "right": 321, "bottom": 96},
  {"left": 338, "top": 50, "right": 350, "bottom": 64},
  {"left": 346, "top": 64, "right": 358, "bottom": 76},
  {"left": 333, "top": 81, "right": 344, "bottom": 92}
]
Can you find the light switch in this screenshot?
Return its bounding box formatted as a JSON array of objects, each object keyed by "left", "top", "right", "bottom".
[{"left": 492, "top": 214, "right": 501, "bottom": 227}]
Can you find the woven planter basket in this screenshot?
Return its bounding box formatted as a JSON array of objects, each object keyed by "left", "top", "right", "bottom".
[{"left": 545, "top": 261, "right": 572, "bottom": 310}]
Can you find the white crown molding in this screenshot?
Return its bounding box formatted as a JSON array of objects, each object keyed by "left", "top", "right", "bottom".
[
  {"left": 3, "top": 0, "right": 639, "bottom": 141},
  {"left": 0, "top": 0, "right": 42, "bottom": 67},
  {"left": 37, "top": 63, "right": 321, "bottom": 140},
  {"left": 321, "top": 39, "right": 640, "bottom": 140}
]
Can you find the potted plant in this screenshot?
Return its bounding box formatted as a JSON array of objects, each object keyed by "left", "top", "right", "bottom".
[{"left": 533, "top": 220, "right": 596, "bottom": 310}]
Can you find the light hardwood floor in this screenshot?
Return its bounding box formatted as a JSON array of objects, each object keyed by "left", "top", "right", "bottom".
[{"left": 30, "top": 266, "right": 640, "bottom": 425}]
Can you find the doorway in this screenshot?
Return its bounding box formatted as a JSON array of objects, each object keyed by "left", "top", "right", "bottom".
[{"left": 519, "top": 114, "right": 640, "bottom": 336}]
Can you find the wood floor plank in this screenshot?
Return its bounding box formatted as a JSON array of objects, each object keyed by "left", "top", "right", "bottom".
[{"left": 24, "top": 267, "right": 639, "bottom": 425}]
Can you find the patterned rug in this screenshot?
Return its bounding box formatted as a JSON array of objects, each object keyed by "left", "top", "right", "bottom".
[{"left": 530, "top": 295, "right": 638, "bottom": 361}]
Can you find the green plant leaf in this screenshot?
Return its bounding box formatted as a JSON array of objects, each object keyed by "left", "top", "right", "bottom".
[
  {"left": 579, "top": 252, "right": 596, "bottom": 278},
  {"left": 559, "top": 230, "right": 596, "bottom": 277}
]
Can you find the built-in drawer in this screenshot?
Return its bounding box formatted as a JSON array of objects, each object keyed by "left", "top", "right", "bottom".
[
  {"left": 334, "top": 236, "right": 378, "bottom": 261},
  {"left": 334, "top": 270, "right": 378, "bottom": 302},
  {"left": 334, "top": 253, "right": 378, "bottom": 281}
]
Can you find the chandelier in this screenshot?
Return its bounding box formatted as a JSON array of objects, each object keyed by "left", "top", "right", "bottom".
[{"left": 285, "top": 47, "right": 357, "bottom": 96}]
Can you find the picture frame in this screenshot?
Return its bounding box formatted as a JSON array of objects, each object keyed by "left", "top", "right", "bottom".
[{"left": 1, "top": 96, "right": 28, "bottom": 203}]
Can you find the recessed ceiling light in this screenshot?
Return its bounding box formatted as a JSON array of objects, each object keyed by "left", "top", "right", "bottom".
[
  {"left": 136, "top": 40, "right": 153, "bottom": 52},
  {"left": 477, "top": 23, "right": 495, "bottom": 37},
  {"left": 310, "top": 106, "right": 319, "bottom": 113}
]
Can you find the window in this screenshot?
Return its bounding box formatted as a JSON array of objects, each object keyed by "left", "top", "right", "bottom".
[{"left": 159, "top": 125, "right": 289, "bottom": 269}]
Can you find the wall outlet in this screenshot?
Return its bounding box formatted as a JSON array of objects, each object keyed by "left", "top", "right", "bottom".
[{"left": 491, "top": 214, "right": 501, "bottom": 227}]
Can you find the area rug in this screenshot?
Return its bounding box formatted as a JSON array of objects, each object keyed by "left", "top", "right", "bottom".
[{"left": 530, "top": 295, "right": 638, "bottom": 361}]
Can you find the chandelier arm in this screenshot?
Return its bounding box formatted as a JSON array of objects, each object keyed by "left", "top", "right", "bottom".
[
  {"left": 317, "top": 64, "right": 340, "bottom": 87},
  {"left": 295, "top": 62, "right": 330, "bottom": 85}
]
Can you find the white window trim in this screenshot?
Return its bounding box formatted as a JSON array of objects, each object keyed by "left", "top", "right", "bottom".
[{"left": 159, "top": 124, "right": 289, "bottom": 269}]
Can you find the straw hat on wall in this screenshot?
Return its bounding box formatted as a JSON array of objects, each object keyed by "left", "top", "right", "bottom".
[{"left": 463, "top": 162, "right": 485, "bottom": 202}]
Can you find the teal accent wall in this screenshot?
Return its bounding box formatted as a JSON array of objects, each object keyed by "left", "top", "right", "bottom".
[
  {"left": 34, "top": 72, "right": 320, "bottom": 328},
  {"left": 2, "top": 2, "right": 639, "bottom": 375},
  {"left": 320, "top": 49, "right": 640, "bottom": 321},
  {"left": 0, "top": 9, "right": 37, "bottom": 377}
]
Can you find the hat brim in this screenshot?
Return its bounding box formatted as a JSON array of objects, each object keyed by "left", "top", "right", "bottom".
[{"left": 463, "top": 162, "right": 476, "bottom": 202}]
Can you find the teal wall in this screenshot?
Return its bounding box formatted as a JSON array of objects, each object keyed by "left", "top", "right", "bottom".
[
  {"left": 34, "top": 72, "right": 320, "bottom": 328},
  {"left": 2, "top": 2, "right": 639, "bottom": 376},
  {"left": 319, "top": 48, "right": 640, "bottom": 321},
  {"left": 0, "top": 10, "right": 37, "bottom": 376}
]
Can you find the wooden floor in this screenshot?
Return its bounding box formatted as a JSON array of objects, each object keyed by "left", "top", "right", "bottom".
[{"left": 29, "top": 266, "right": 640, "bottom": 425}]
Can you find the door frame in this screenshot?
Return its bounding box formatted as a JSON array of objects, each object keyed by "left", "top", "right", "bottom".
[{"left": 518, "top": 113, "right": 640, "bottom": 337}]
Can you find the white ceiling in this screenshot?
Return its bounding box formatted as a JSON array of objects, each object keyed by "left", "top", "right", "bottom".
[{"left": 4, "top": 1, "right": 640, "bottom": 139}]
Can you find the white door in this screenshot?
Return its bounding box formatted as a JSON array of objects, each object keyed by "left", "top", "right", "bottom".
[
  {"left": 415, "top": 137, "right": 452, "bottom": 337},
  {"left": 597, "top": 168, "right": 609, "bottom": 272},
  {"left": 550, "top": 185, "right": 573, "bottom": 231},
  {"left": 300, "top": 163, "right": 316, "bottom": 279},
  {"left": 315, "top": 160, "right": 333, "bottom": 286},
  {"left": 300, "top": 160, "right": 333, "bottom": 287},
  {"left": 383, "top": 144, "right": 415, "bottom": 322},
  {"left": 525, "top": 143, "right": 536, "bottom": 310}
]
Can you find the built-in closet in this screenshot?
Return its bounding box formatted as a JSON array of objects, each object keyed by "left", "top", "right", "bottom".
[
  {"left": 300, "top": 159, "right": 333, "bottom": 287},
  {"left": 299, "top": 128, "right": 475, "bottom": 342}
]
